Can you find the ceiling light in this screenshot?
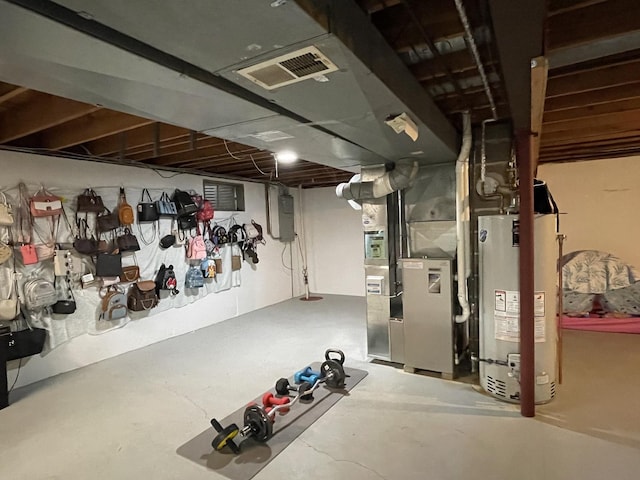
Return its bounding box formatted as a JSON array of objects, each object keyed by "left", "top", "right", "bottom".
[{"left": 275, "top": 150, "right": 298, "bottom": 164}]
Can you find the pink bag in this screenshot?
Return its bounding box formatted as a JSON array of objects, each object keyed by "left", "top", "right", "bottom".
[
  {"left": 187, "top": 235, "right": 206, "bottom": 260},
  {"left": 20, "top": 244, "right": 39, "bottom": 265},
  {"left": 30, "top": 186, "right": 63, "bottom": 217}
]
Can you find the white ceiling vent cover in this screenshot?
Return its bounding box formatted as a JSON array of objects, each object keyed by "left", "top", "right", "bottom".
[{"left": 237, "top": 46, "right": 339, "bottom": 90}]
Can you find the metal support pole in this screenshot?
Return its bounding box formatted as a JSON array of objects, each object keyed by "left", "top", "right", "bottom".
[{"left": 516, "top": 129, "right": 535, "bottom": 418}]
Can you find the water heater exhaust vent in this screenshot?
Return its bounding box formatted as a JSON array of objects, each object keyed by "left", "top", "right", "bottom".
[{"left": 237, "top": 46, "right": 338, "bottom": 90}]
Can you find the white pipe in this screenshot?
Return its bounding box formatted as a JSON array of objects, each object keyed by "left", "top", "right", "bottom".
[{"left": 455, "top": 112, "right": 473, "bottom": 324}]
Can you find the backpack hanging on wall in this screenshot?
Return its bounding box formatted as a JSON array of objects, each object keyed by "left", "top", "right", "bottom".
[
  {"left": 127, "top": 280, "right": 159, "bottom": 311},
  {"left": 185, "top": 266, "right": 204, "bottom": 289},
  {"left": 155, "top": 192, "right": 178, "bottom": 217},
  {"left": 23, "top": 278, "right": 57, "bottom": 311},
  {"left": 197, "top": 199, "right": 214, "bottom": 223},
  {"left": 155, "top": 264, "right": 178, "bottom": 296},
  {"left": 99, "top": 286, "right": 128, "bottom": 321},
  {"left": 172, "top": 189, "right": 198, "bottom": 218}
]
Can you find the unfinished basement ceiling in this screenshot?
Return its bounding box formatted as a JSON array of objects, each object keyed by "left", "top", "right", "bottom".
[{"left": 0, "top": 0, "right": 639, "bottom": 184}]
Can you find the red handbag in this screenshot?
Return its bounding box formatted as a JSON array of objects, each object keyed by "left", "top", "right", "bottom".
[
  {"left": 197, "top": 199, "right": 214, "bottom": 222},
  {"left": 20, "top": 244, "right": 39, "bottom": 265}
]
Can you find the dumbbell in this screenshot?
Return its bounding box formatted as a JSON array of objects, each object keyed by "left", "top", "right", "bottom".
[
  {"left": 262, "top": 392, "right": 290, "bottom": 414},
  {"left": 275, "top": 378, "right": 313, "bottom": 399},
  {"left": 294, "top": 366, "right": 321, "bottom": 385}
]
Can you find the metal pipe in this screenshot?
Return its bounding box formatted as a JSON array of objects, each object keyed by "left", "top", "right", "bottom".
[
  {"left": 454, "top": 0, "right": 498, "bottom": 119},
  {"left": 455, "top": 111, "right": 473, "bottom": 324},
  {"left": 516, "top": 129, "right": 535, "bottom": 417},
  {"left": 557, "top": 233, "right": 566, "bottom": 384}
]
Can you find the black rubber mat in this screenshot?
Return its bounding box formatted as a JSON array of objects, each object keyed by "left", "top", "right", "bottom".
[{"left": 176, "top": 362, "right": 368, "bottom": 480}]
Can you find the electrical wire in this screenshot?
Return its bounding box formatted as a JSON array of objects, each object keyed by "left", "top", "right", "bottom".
[
  {"left": 281, "top": 242, "right": 293, "bottom": 271},
  {"left": 223, "top": 139, "right": 270, "bottom": 177},
  {"left": 8, "top": 359, "right": 23, "bottom": 393}
]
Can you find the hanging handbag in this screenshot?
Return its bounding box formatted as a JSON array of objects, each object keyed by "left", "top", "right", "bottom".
[
  {"left": 0, "top": 242, "right": 12, "bottom": 265},
  {"left": 97, "top": 208, "right": 120, "bottom": 233},
  {"left": 19, "top": 244, "right": 39, "bottom": 265},
  {"left": 201, "top": 258, "right": 216, "bottom": 279},
  {"left": 137, "top": 188, "right": 159, "bottom": 222},
  {"left": 117, "top": 228, "right": 140, "bottom": 252},
  {"left": 95, "top": 251, "right": 122, "bottom": 277},
  {"left": 54, "top": 248, "right": 83, "bottom": 276},
  {"left": 52, "top": 276, "right": 76, "bottom": 315},
  {"left": 0, "top": 273, "right": 20, "bottom": 321},
  {"left": 172, "top": 189, "right": 198, "bottom": 217},
  {"left": 73, "top": 218, "right": 100, "bottom": 255},
  {"left": 118, "top": 187, "right": 134, "bottom": 225},
  {"left": 155, "top": 192, "right": 178, "bottom": 217},
  {"left": 29, "top": 186, "right": 63, "bottom": 217},
  {"left": 0, "top": 192, "right": 14, "bottom": 226},
  {"left": 231, "top": 255, "right": 242, "bottom": 271},
  {"left": 120, "top": 254, "right": 140, "bottom": 283},
  {"left": 76, "top": 188, "right": 105, "bottom": 213},
  {"left": 159, "top": 234, "right": 176, "bottom": 249},
  {"left": 178, "top": 214, "right": 197, "bottom": 231},
  {"left": 5, "top": 318, "right": 47, "bottom": 361},
  {"left": 127, "top": 280, "right": 159, "bottom": 311}
]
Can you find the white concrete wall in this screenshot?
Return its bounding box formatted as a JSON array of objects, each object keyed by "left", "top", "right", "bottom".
[
  {"left": 1, "top": 150, "right": 296, "bottom": 387},
  {"left": 300, "top": 187, "right": 364, "bottom": 297},
  {"left": 538, "top": 156, "right": 640, "bottom": 269}
]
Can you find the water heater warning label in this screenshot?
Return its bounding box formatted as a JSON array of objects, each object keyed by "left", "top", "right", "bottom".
[{"left": 493, "top": 289, "right": 547, "bottom": 342}]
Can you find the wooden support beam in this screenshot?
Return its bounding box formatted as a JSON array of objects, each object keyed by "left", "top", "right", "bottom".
[
  {"left": 151, "top": 143, "right": 264, "bottom": 167},
  {"left": 128, "top": 135, "right": 224, "bottom": 161},
  {"left": 541, "top": 128, "right": 640, "bottom": 146},
  {"left": 410, "top": 48, "right": 486, "bottom": 82},
  {"left": 531, "top": 56, "right": 549, "bottom": 171},
  {"left": 39, "top": 110, "right": 154, "bottom": 150},
  {"left": 360, "top": 0, "right": 402, "bottom": 14},
  {"left": 0, "top": 91, "right": 101, "bottom": 143}
]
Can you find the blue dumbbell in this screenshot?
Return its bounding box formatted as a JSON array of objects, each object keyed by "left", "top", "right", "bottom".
[{"left": 294, "top": 366, "right": 321, "bottom": 385}]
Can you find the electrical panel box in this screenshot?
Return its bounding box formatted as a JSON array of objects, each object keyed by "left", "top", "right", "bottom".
[
  {"left": 278, "top": 194, "right": 295, "bottom": 242},
  {"left": 364, "top": 231, "right": 387, "bottom": 259},
  {"left": 366, "top": 275, "right": 384, "bottom": 295}
]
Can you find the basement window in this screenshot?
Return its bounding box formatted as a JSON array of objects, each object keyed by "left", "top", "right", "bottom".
[{"left": 203, "top": 180, "right": 245, "bottom": 212}]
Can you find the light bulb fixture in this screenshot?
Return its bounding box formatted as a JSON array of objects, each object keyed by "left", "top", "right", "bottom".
[{"left": 275, "top": 150, "right": 298, "bottom": 164}]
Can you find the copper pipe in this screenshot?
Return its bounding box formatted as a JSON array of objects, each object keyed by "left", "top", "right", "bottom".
[{"left": 516, "top": 129, "right": 535, "bottom": 417}]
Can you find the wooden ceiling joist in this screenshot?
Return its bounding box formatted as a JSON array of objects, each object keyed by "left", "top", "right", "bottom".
[
  {"left": 546, "top": 58, "right": 640, "bottom": 97},
  {"left": 544, "top": 81, "right": 640, "bottom": 112},
  {"left": 0, "top": 86, "right": 28, "bottom": 105},
  {"left": 0, "top": 91, "right": 101, "bottom": 144},
  {"left": 543, "top": 96, "right": 640, "bottom": 123},
  {"left": 87, "top": 123, "right": 192, "bottom": 156},
  {"left": 39, "top": 110, "right": 155, "bottom": 150}
]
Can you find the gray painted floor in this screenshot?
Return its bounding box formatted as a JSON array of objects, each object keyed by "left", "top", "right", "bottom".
[{"left": 1, "top": 295, "right": 639, "bottom": 480}]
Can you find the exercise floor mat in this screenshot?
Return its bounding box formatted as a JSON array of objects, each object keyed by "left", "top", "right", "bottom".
[{"left": 176, "top": 363, "right": 368, "bottom": 480}]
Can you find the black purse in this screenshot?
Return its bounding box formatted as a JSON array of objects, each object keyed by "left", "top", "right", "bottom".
[
  {"left": 76, "top": 188, "right": 105, "bottom": 213},
  {"left": 117, "top": 228, "right": 141, "bottom": 252},
  {"left": 159, "top": 234, "right": 176, "bottom": 249},
  {"left": 5, "top": 318, "right": 47, "bottom": 361},
  {"left": 137, "top": 188, "right": 159, "bottom": 222},
  {"left": 178, "top": 214, "right": 197, "bottom": 231},
  {"left": 73, "top": 218, "right": 100, "bottom": 255},
  {"left": 52, "top": 276, "right": 76, "bottom": 314},
  {"left": 96, "top": 251, "right": 122, "bottom": 277}
]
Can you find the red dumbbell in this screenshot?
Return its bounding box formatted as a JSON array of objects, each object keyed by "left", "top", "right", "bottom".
[{"left": 262, "top": 392, "right": 290, "bottom": 415}]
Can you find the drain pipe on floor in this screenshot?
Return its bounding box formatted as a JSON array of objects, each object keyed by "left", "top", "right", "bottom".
[{"left": 455, "top": 112, "right": 473, "bottom": 331}]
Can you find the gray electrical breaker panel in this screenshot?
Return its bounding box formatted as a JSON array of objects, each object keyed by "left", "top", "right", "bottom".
[{"left": 278, "top": 194, "right": 295, "bottom": 242}]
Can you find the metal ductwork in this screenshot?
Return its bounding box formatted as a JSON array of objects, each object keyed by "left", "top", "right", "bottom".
[
  {"left": 0, "top": 0, "right": 457, "bottom": 171},
  {"left": 336, "top": 159, "right": 419, "bottom": 201}
]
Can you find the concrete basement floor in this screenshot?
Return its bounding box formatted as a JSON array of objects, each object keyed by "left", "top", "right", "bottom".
[{"left": 1, "top": 295, "right": 639, "bottom": 480}]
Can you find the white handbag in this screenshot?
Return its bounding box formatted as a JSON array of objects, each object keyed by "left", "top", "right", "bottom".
[
  {"left": 0, "top": 271, "right": 20, "bottom": 320},
  {"left": 0, "top": 192, "right": 14, "bottom": 226},
  {"left": 54, "top": 249, "right": 83, "bottom": 276}
]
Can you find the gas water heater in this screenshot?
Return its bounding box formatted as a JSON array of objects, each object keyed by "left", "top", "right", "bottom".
[{"left": 478, "top": 214, "right": 557, "bottom": 403}]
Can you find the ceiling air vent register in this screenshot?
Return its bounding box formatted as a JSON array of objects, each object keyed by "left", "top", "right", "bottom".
[{"left": 237, "top": 46, "right": 338, "bottom": 90}]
